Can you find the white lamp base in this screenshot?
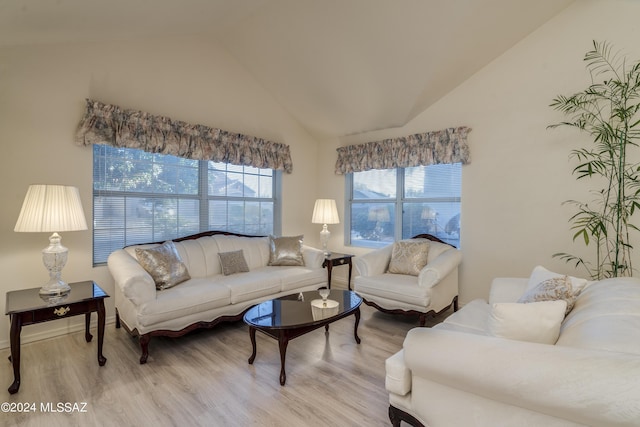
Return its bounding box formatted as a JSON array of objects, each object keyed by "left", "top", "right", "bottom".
[
  {"left": 320, "top": 224, "right": 331, "bottom": 256},
  {"left": 40, "top": 232, "right": 71, "bottom": 296}
]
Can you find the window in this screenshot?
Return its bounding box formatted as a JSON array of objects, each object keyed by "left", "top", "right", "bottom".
[
  {"left": 92, "top": 144, "right": 280, "bottom": 264},
  {"left": 347, "top": 163, "right": 461, "bottom": 248}
]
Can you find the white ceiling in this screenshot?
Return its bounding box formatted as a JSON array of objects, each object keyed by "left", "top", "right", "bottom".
[{"left": 0, "top": 0, "right": 574, "bottom": 138}]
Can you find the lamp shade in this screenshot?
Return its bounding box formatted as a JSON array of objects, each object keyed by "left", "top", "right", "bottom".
[
  {"left": 15, "top": 185, "right": 88, "bottom": 233},
  {"left": 312, "top": 199, "right": 339, "bottom": 224}
]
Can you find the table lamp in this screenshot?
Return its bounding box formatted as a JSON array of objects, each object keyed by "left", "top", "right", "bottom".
[
  {"left": 14, "top": 185, "right": 88, "bottom": 295},
  {"left": 312, "top": 199, "right": 339, "bottom": 256}
]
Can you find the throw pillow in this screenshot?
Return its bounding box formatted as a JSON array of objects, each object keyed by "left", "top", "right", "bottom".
[
  {"left": 268, "top": 235, "right": 305, "bottom": 266},
  {"left": 488, "top": 300, "right": 567, "bottom": 344},
  {"left": 135, "top": 241, "right": 191, "bottom": 290},
  {"left": 388, "top": 240, "right": 430, "bottom": 276},
  {"left": 218, "top": 250, "right": 250, "bottom": 276},
  {"left": 518, "top": 275, "right": 577, "bottom": 315},
  {"left": 526, "top": 265, "right": 588, "bottom": 296}
]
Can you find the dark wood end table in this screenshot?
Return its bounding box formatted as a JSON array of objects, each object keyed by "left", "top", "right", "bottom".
[
  {"left": 322, "top": 253, "right": 354, "bottom": 289},
  {"left": 5, "top": 281, "right": 109, "bottom": 394}
]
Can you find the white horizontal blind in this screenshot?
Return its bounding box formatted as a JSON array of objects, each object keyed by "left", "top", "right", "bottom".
[
  {"left": 92, "top": 145, "right": 278, "bottom": 265},
  {"left": 348, "top": 163, "right": 461, "bottom": 248}
]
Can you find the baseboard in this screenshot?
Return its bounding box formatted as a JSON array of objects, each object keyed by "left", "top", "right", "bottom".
[{"left": 0, "top": 315, "right": 117, "bottom": 351}]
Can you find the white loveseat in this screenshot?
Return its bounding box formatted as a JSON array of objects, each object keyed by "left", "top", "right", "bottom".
[
  {"left": 108, "top": 231, "right": 326, "bottom": 363},
  {"left": 386, "top": 270, "right": 640, "bottom": 427},
  {"left": 354, "top": 234, "right": 462, "bottom": 326}
]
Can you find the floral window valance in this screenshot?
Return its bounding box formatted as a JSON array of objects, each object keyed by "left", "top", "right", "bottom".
[
  {"left": 334, "top": 126, "right": 471, "bottom": 174},
  {"left": 75, "top": 99, "right": 293, "bottom": 173}
]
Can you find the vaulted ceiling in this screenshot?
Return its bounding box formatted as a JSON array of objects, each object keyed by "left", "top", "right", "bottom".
[{"left": 0, "top": 0, "right": 574, "bottom": 138}]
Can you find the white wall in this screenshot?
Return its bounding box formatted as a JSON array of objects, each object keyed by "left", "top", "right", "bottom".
[
  {"left": 0, "top": 35, "right": 321, "bottom": 348},
  {"left": 3, "top": 0, "right": 639, "bottom": 348},
  {"left": 320, "top": 0, "right": 640, "bottom": 303}
]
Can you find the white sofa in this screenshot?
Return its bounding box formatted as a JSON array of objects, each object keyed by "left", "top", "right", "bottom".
[
  {"left": 386, "top": 272, "right": 640, "bottom": 427},
  {"left": 354, "top": 234, "right": 462, "bottom": 326},
  {"left": 108, "top": 231, "right": 326, "bottom": 363}
]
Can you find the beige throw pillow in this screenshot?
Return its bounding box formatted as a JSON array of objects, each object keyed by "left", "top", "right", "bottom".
[
  {"left": 518, "top": 275, "right": 577, "bottom": 315},
  {"left": 388, "top": 241, "right": 430, "bottom": 276},
  {"left": 268, "top": 235, "right": 305, "bottom": 266},
  {"left": 488, "top": 300, "right": 567, "bottom": 344},
  {"left": 135, "top": 241, "right": 191, "bottom": 290},
  {"left": 526, "top": 265, "right": 588, "bottom": 295},
  {"left": 218, "top": 250, "right": 250, "bottom": 275}
]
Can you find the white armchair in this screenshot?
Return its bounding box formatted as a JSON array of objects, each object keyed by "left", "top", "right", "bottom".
[{"left": 354, "top": 234, "right": 462, "bottom": 326}]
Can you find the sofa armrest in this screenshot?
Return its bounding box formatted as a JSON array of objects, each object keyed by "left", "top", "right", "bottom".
[
  {"left": 385, "top": 349, "right": 411, "bottom": 396},
  {"left": 488, "top": 277, "right": 528, "bottom": 304},
  {"left": 418, "top": 248, "right": 462, "bottom": 289},
  {"left": 403, "top": 328, "right": 640, "bottom": 426},
  {"left": 107, "top": 249, "right": 156, "bottom": 305},
  {"left": 302, "top": 245, "right": 325, "bottom": 269},
  {"left": 354, "top": 244, "right": 393, "bottom": 277}
]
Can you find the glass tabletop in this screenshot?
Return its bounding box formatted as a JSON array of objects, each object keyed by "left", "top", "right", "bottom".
[
  {"left": 5, "top": 281, "right": 109, "bottom": 314},
  {"left": 244, "top": 289, "right": 362, "bottom": 329}
]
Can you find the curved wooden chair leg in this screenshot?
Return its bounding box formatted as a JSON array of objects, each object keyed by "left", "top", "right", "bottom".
[
  {"left": 389, "top": 405, "right": 401, "bottom": 427},
  {"left": 418, "top": 313, "right": 427, "bottom": 327},
  {"left": 139, "top": 334, "right": 151, "bottom": 364}
]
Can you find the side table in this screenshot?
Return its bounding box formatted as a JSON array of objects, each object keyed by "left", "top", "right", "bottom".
[
  {"left": 322, "top": 253, "right": 355, "bottom": 289},
  {"left": 5, "top": 281, "right": 109, "bottom": 394}
]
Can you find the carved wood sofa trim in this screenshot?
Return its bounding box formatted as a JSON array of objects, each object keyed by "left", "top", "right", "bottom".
[
  {"left": 115, "top": 308, "right": 247, "bottom": 364},
  {"left": 361, "top": 295, "right": 458, "bottom": 327}
]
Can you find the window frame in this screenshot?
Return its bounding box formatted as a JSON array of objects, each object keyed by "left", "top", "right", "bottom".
[
  {"left": 345, "top": 165, "right": 461, "bottom": 249},
  {"left": 92, "top": 144, "right": 282, "bottom": 265}
]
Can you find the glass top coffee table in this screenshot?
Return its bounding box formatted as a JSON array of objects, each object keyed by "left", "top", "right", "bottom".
[{"left": 243, "top": 289, "right": 362, "bottom": 385}]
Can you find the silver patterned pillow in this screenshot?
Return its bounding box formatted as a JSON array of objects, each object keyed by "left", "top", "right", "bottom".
[
  {"left": 517, "top": 275, "right": 577, "bottom": 315},
  {"left": 388, "top": 241, "right": 430, "bottom": 276},
  {"left": 268, "top": 235, "right": 305, "bottom": 266},
  {"left": 135, "top": 241, "right": 191, "bottom": 290},
  {"left": 218, "top": 250, "right": 250, "bottom": 275}
]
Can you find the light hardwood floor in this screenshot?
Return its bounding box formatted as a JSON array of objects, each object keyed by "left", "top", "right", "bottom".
[{"left": 1, "top": 303, "right": 449, "bottom": 427}]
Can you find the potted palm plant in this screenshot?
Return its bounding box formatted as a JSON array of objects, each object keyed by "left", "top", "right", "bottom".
[{"left": 550, "top": 40, "right": 640, "bottom": 279}]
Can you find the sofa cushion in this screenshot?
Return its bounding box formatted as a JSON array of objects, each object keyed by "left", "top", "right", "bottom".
[
  {"left": 388, "top": 241, "right": 430, "bottom": 276},
  {"left": 356, "top": 273, "right": 429, "bottom": 306},
  {"left": 488, "top": 300, "right": 567, "bottom": 344},
  {"left": 268, "top": 235, "right": 305, "bottom": 266},
  {"left": 213, "top": 235, "right": 270, "bottom": 269},
  {"left": 218, "top": 250, "right": 250, "bottom": 275},
  {"left": 216, "top": 271, "right": 282, "bottom": 304},
  {"left": 437, "top": 299, "right": 490, "bottom": 335},
  {"left": 138, "top": 278, "right": 230, "bottom": 327},
  {"left": 557, "top": 277, "right": 640, "bottom": 355},
  {"left": 273, "top": 267, "right": 327, "bottom": 293},
  {"left": 518, "top": 275, "right": 577, "bottom": 315},
  {"left": 135, "top": 241, "right": 191, "bottom": 290},
  {"left": 173, "top": 236, "right": 221, "bottom": 278}
]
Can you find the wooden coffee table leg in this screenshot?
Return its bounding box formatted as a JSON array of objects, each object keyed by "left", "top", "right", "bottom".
[
  {"left": 354, "top": 307, "right": 361, "bottom": 344},
  {"left": 248, "top": 326, "right": 257, "bottom": 364},
  {"left": 278, "top": 334, "right": 289, "bottom": 386}
]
